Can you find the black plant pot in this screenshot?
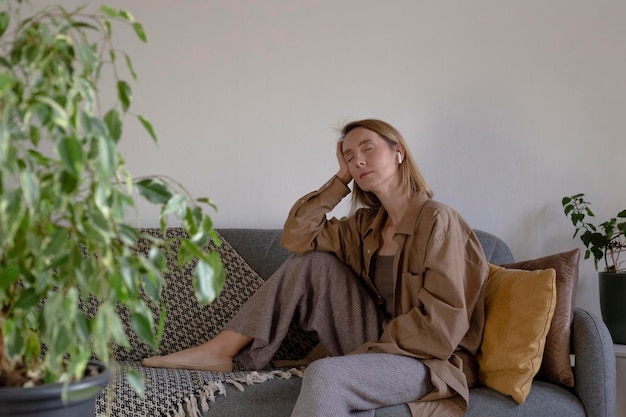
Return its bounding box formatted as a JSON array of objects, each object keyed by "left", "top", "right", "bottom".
[
  {"left": 0, "top": 361, "right": 110, "bottom": 417},
  {"left": 599, "top": 272, "right": 626, "bottom": 345}
]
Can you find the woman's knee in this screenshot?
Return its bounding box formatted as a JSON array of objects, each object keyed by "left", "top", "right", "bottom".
[
  {"left": 287, "top": 251, "right": 346, "bottom": 270},
  {"left": 277, "top": 252, "right": 356, "bottom": 287},
  {"left": 301, "top": 356, "right": 355, "bottom": 390},
  {"left": 302, "top": 357, "right": 339, "bottom": 387},
  {"left": 303, "top": 357, "right": 330, "bottom": 377}
]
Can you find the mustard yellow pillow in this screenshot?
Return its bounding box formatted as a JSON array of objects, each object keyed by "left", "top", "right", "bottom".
[{"left": 478, "top": 263, "right": 557, "bottom": 404}]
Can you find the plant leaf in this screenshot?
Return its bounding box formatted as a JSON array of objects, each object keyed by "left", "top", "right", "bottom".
[
  {"left": 132, "top": 22, "right": 147, "bottom": 43},
  {"left": 99, "top": 5, "right": 119, "bottom": 18},
  {"left": 2, "top": 318, "right": 24, "bottom": 362},
  {"left": 117, "top": 80, "right": 132, "bottom": 112},
  {"left": 103, "top": 19, "right": 112, "bottom": 38},
  {"left": 42, "top": 229, "right": 69, "bottom": 257},
  {"left": 193, "top": 252, "right": 225, "bottom": 304},
  {"left": 155, "top": 305, "right": 167, "bottom": 347},
  {"left": 36, "top": 96, "right": 69, "bottom": 129},
  {"left": 124, "top": 53, "right": 137, "bottom": 80},
  {"left": 97, "top": 135, "right": 118, "bottom": 180},
  {"left": 57, "top": 136, "right": 83, "bottom": 176},
  {"left": 0, "top": 266, "right": 20, "bottom": 290},
  {"left": 136, "top": 179, "right": 172, "bottom": 204},
  {"left": 92, "top": 305, "right": 110, "bottom": 361},
  {"left": 104, "top": 109, "right": 123, "bottom": 142},
  {"left": 138, "top": 115, "right": 157, "bottom": 143},
  {"left": 161, "top": 194, "right": 186, "bottom": 217},
  {"left": 118, "top": 224, "right": 139, "bottom": 245},
  {"left": 0, "top": 71, "right": 15, "bottom": 95},
  {"left": 20, "top": 171, "right": 40, "bottom": 209},
  {"left": 108, "top": 313, "right": 131, "bottom": 348},
  {"left": 197, "top": 197, "right": 219, "bottom": 212},
  {"left": 76, "top": 43, "right": 98, "bottom": 75},
  {"left": 126, "top": 369, "right": 145, "bottom": 398},
  {"left": 119, "top": 10, "right": 135, "bottom": 22},
  {"left": 14, "top": 288, "right": 40, "bottom": 310},
  {"left": 53, "top": 326, "right": 73, "bottom": 356},
  {"left": 130, "top": 305, "right": 156, "bottom": 349},
  {"left": 0, "top": 11, "right": 9, "bottom": 38}
]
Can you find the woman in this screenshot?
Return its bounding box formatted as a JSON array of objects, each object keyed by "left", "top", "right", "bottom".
[{"left": 144, "top": 119, "right": 488, "bottom": 417}]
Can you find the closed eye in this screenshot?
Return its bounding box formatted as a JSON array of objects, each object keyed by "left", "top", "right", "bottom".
[{"left": 361, "top": 145, "right": 375, "bottom": 154}]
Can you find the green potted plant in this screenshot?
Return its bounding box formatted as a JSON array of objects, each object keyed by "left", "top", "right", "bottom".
[
  {"left": 562, "top": 193, "right": 626, "bottom": 343},
  {"left": 0, "top": 2, "right": 225, "bottom": 415}
]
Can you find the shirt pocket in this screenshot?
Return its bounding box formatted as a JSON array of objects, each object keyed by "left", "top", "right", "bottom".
[{"left": 399, "top": 271, "right": 424, "bottom": 310}]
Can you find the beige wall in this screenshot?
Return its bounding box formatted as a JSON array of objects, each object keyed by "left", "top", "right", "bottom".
[{"left": 61, "top": 0, "right": 626, "bottom": 317}]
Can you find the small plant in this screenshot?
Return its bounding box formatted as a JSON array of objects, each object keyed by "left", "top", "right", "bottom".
[
  {"left": 562, "top": 193, "right": 626, "bottom": 273},
  {"left": 0, "top": 0, "right": 225, "bottom": 394}
]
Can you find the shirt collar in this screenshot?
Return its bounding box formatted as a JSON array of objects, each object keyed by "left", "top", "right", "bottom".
[{"left": 365, "top": 192, "right": 430, "bottom": 236}]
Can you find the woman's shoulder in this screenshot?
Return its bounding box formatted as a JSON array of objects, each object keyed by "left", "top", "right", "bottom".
[
  {"left": 420, "top": 198, "right": 472, "bottom": 231},
  {"left": 422, "top": 198, "right": 458, "bottom": 215}
]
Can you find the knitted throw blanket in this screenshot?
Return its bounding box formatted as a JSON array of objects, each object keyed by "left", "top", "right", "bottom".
[
  {"left": 96, "top": 362, "right": 303, "bottom": 417},
  {"left": 94, "top": 229, "right": 308, "bottom": 417}
]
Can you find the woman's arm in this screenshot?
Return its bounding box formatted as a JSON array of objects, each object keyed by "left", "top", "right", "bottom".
[
  {"left": 280, "top": 176, "right": 351, "bottom": 255},
  {"left": 280, "top": 141, "right": 355, "bottom": 255}
]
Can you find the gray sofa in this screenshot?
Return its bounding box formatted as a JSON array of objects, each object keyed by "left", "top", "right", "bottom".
[
  {"left": 203, "top": 228, "right": 616, "bottom": 417},
  {"left": 97, "top": 228, "right": 615, "bottom": 416}
]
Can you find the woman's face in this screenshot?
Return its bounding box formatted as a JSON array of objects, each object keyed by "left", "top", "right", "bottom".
[{"left": 342, "top": 127, "right": 401, "bottom": 194}]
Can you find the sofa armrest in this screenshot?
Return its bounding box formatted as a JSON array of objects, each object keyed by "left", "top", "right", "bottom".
[{"left": 571, "top": 307, "right": 616, "bottom": 417}]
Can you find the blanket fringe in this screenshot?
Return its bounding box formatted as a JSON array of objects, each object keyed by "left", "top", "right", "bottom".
[
  {"left": 225, "top": 367, "right": 304, "bottom": 390},
  {"left": 198, "top": 381, "right": 226, "bottom": 412},
  {"left": 227, "top": 371, "right": 268, "bottom": 387},
  {"left": 185, "top": 394, "right": 199, "bottom": 417},
  {"left": 172, "top": 401, "right": 185, "bottom": 417},
  {"left": 286, "top": 367, "right": 305, "bottom": 378},
  {"left": 168, "top": 368, "right": 305, "bottom": 417}
]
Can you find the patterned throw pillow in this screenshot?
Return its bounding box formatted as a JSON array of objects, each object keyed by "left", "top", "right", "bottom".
[
  {"left": 113, "top": 228, "right": 266, "bottom": 361},
  {"left": 502, "top": 249, "right": 580, "bottom": 387}
]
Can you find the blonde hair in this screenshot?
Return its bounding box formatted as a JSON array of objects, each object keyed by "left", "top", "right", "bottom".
[{"left": 340, "top": 119, "right": 433, "bottom": 212}]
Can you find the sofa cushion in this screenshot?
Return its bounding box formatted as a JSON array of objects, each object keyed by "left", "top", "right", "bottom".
[
  {"left": 503, "top": 248, "right": 580, "bottom": 387},
  {"left": 478, "top": 264, "right": 557, "bottom": 404},
  {"left": 376, "top": 381, "right": 587, "bottom": 417},
  {"left": 465, "top": 382, "right": 586, "bottom": 417},
  {"left": 195, "top": 374, "right": 587, "bottom": 417}
]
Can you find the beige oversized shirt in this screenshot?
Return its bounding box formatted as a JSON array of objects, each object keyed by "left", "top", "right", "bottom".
[{"left": 280, "top": 176, "right": 489, "bottom": 417}]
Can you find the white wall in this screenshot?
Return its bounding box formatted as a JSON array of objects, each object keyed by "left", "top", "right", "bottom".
[{"left": 60, "top": 0, "right": 626, "bottom": 317}]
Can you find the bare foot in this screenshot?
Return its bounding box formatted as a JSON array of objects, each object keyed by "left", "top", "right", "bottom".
[{"left": 142, "top": 344, "right": 233, "bottom": 372}]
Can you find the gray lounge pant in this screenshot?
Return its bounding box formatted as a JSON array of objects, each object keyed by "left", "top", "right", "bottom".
[{"left": 225, "top": 252, "right": 433, "bottom": 417}]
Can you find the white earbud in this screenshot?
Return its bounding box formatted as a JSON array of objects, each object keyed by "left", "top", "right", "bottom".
[{"left": 397, "top": 152, "right": 403, "bottom": 164}]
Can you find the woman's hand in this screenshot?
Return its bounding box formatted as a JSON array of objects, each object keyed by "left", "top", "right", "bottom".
[{"left": 336, "top": 140, "right": 352, "bottom": 185}]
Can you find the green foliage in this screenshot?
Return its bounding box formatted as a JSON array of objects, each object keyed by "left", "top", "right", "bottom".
[
  {"left": 0, "top": 1, "right": 225, "bottom": 389},
  {"left": 562, "top": 193, "right": 626, "bottom": 273}
]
